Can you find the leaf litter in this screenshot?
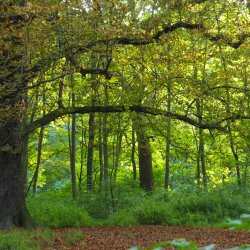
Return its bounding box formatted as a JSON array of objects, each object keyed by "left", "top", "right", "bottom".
[{"left": 44, "top": 225, "right": 250, "bottom": 250}]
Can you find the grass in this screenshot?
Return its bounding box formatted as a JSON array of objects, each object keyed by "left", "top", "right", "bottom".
[
  {"left": 0, "top": 229, "right": 55, "bottom": 250},
  {"left": 0, "top": 229, "right": 86, "bottom": 250},
  {"left": 62, "top": 229, "right": 84, "bottom": 244}
]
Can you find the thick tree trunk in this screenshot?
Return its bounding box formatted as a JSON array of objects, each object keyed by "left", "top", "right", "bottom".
[
  {"left": 135, "top": 114, "right": 153, "bottom": 192},
  {"left": 137, "top": 132, "right": 153, "bottom": 191},
  {"left": 0, "top": 122, "right": 35, "bottom": 229}
]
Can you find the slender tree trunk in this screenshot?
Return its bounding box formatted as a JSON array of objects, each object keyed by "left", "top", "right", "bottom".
[
  {"left": 71, "top": 93, "right": 77, "bottom": 198},
  {"left": 68, "top": 92, "right": 77, "bottom": 198},
  {"left": 87, "top": 113, "right": 95, "bottom": 191},
  {"left": 242, "top": 63, "right": 249, "bottom": 186},
  {"left": 165, "top": 83, "right": 171, "bottom": 190},
  {"left": 32, "top": 86, "right": 46, "bottom": 194},
  {"left": 193, "top": 127, "right": 201, "bottom": 186},
  {"left": 58, "top": 80, "right": 64, "bottom": 108},
  {"left": 219, "top": 45, "right": 241, "bottom": 186},
  {"left": 164, "top": 44, "right": 172, "bottom": 191},
  {"left": 196, "top": 99, "right": 207, "bottom": 187},
  {"left": 131, "top": 122, "right": 137, "bottom": 180},
  {"left": 165, "top": 123, "right": 171, "bottom": 190},
  {"left": 98, "top": 114, "right": 104, "bottom": 189},
  {"left": 32, "top": 126, "right": 45, "bottom": 194},
  {"left": 79, "top": 117, "right": 86, "bottom": 191},
  {"left": 228, "top": 126, "right": 241, "bottom": 186},
  {"left": 112, "top": 114, "right": 123, "bottom": 183},
  {"left": 196, "top": 146, "right": 201, "bottom": 186},
  {"left": 192, "top": 61, "right": 207, "bottom": 188},
  {"left": 109, "top": 119, "right": 123, "bottom": 213},
  {"left": 103, "top": 85, "right": 109, "bottom": 186},
  {"left": 103, "top": 113, "right": 109, "bottom": 184},
  {"left": 199, "top": 127, "right": 207, "bottom": 187}
]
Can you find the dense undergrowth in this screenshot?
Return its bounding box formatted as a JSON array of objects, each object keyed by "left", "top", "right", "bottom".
[
  {"left": 0, "top": 185, "right": 249, "bottom": 250},
  {"left": 27, "top": 184, "right": 250, "bottom": 228}
]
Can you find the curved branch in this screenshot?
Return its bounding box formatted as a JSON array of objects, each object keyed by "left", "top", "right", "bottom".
[
  {"left": 75, "top": 21, "right": 248, "bottom": 54},
  {"left": 25, "top": 105, "right": 224, "bottom": 134}
]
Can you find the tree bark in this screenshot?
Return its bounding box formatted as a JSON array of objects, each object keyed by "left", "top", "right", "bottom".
[
  {"left": 87, "top": 112, "right": 95, "bottom": 191},
  {"left": 197, "top": 100, "right": 207, "bottom": 188},
  {"left": 32, "top": 86, "right": 46, "bottom": 194},
  {"left": 135, "top": 114, "right": 153, "bottom": 192},
  {"left": 32, "top": 126, "right": 45, "bottom": 194},
  {"left": 111, "top": 114, "right": 123, "bottom": 183},
  {"left": 228, "top": 126, "right": 241, "bottom": 186},
  {"left": 103, "top": 85, "right": 109, "bottom": 187},
  {"left": 103, "top": 113, "right": 109, "bottom": 184},
  {"left": 0, "top": 122, "right": 35, "bottom": 229},
  {"left": 131, "top": 122, "right": 137, "bottom": 180},
  {"left": 68, "top": 92, "right": 77, "bottom": 198},
  {"left": 79, "top": 116, "right": 86, "bottom": 191},
  {"left": 165, "top": 81, "right": 172, "bottom": 190},
  {"left": 98, "top": 114, "right": 104, "bottom": 189}
]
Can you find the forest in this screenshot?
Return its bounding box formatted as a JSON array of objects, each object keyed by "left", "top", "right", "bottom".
[{"left": 0, "top": 0, "right": 250, "bottom": 249}]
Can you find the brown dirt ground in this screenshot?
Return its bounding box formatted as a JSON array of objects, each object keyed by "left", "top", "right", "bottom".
[{"left": 46, "top": 225, "right": 250, "bottom": 250}]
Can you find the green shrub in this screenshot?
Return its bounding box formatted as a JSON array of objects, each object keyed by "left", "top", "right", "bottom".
[
  {"left": 105, "top": 209, "right": 138, "bottom": 226},
  {"left": 27, "top": 192, "right": 93, "bottom": 228},
  {"left": 80, "top": 192, "right": 111, "bottom": 219},
  {"left": 135, "top": 201, "right": 177, "bottom": 225},
  {"left": 27, "top": 185, "right": 250, "bottom": 228},
  {"left": 169, "top": 188, "right": 249, "bottom": 225}
]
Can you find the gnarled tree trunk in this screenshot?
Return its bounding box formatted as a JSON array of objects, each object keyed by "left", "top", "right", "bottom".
[{"left": 0, "top": 122, "right": 35, "bottom": 229}]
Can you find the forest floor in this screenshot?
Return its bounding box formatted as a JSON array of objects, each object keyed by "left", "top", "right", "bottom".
[{"left": 44, "top": 225, "right": 250, "bottom": 250}]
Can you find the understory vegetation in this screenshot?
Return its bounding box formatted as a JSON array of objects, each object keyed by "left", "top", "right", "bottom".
[
  {"left": 27, "top": 185, "right": 250, "bottom": 228},
  {"left": 1, "top": 186, "right": 249, "bottom": 249}
]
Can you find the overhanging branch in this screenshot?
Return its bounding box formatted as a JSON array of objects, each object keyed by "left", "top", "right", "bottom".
[
  {"left": 25, "top": 105, "right": 224, "bottom": 134},
  {"left": 74, "top": 21, "right": 249, "bottom": 52}
]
